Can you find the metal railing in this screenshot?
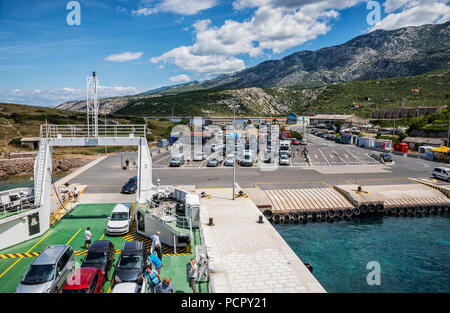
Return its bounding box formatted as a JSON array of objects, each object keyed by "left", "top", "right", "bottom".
[
  {"left": 0, "top": 188, "right": 37, "bottom": 218},
  {"left": 40, "top": 124, "right": 146, "bottom": 138}
]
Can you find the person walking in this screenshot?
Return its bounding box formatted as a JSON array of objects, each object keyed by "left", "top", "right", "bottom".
[
  {"left": 83, "top": 227, "right": 94, "bottom": 249},
  {"left": 151, "top": 231, "right": 163, "bottom": 262},
  {"left": 141, "top": 264, "right": 161, "bottom": 293},
  {"left": 147, "top": 250, "right": 163, "bottom": 273}
]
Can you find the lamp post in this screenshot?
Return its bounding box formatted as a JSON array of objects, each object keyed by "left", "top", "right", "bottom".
[{"left": 230, "top": 104, "right": 240, "bottom": 200}]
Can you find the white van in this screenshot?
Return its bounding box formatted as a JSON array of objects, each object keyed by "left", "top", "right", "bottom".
[
  {"left": 432, "top": 167, "right": 450, "bottom": 182},
  {"left": 106, "top": 203, "right": 134, "bottom": 235}
]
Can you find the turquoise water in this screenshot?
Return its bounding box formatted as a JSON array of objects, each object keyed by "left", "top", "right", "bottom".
[
  {"left": 274, "top": 215, "right": 450, "bottom": 293},
  {"left": 0, "top": 173, "right": 67, "bottom": 192}
]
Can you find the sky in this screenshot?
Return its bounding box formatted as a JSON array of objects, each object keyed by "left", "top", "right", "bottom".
[{"left": 0, "top": 0, "right": 449, "bottom": 107}]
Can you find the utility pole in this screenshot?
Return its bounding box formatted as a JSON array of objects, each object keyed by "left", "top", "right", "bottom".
[
  {"left": 231, "top": 104, "right": 240, "bottom": 200},
  {"left": 447, "top": 118, "right": 450, "bottom": 147}
]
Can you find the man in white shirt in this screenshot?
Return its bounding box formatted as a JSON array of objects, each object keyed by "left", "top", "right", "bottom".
[
  {"left": 151, "top": 231, "right": 163, "bottom": 261},
  {"left": 83, "top": 227, "right": 94, "bottom": 249}
]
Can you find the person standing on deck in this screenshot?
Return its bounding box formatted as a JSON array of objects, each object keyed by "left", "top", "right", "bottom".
[
  {"left": 147, "top": 250, "right": 163, "bottom": 273},
  {"left": 155, "top": 277, "right": 174, "bottom": 293},
  {"left": 151, "top": 231, "right": 163, "bottom": 262},
  {"left": 141, "top": 264, "right": 161, "bottom": 293},
  {"left": 83, "top": 227, "right": 94, "bottom": 249},
  {"left": 73, "top": 187, "right": 79, "bottom": 203},
  {"left": 188, "top": 258, "right": 197, "bottom": 293}
]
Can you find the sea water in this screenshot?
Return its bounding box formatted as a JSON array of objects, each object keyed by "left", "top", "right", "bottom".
[
  {"left": 0, "top": 173, "right": 67, "bottom": 192},
  {"left": 274, "top": 215, "right": 450, "bottom": 293}
]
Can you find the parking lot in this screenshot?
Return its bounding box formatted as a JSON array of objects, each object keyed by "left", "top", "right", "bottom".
[{"left": 151, "top": 143, "right": 380, "bottom": 169}]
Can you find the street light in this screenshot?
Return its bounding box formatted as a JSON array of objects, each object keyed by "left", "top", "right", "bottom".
[{"left": 230, "top": 104, "right": 240, "bottom": 200}]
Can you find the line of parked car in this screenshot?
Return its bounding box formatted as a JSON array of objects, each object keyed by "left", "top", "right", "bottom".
[
  {"left": 15, "top": 239, "right": 148, "bottom": 293},
  {"left": 311, "top": 129, "right": 338, "bottom": 141}
]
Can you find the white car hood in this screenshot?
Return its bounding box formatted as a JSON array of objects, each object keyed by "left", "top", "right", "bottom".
[{"left": 107, "top": 220, "right": 129, "bottom": 228}]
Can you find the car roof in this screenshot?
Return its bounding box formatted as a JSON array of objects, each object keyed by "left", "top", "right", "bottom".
[
  {"left": 111, "top": 282, "right": 139, "bottom": 293},
  {"left": 122, "top": 240, "right": 144, "bottom": 253},
  {"left": 88, "top": 240, "right": 112, "bottom": 251},
  {"left": 112, "top": 203, "right": 131, "bottom": 213},
  {"left": 64, "top": 268, "right": 97, "bottom": 289},
  {"left": 33, "top": 245, "right": 68, "bottom": 265}
]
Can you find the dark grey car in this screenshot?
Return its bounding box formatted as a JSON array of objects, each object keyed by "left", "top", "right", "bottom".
[
  {"left": 113, "top": 241, "right": 147, "bottom": 285},
  {"left": 15, "top": 245, "right": 75, "bottom": 293}
]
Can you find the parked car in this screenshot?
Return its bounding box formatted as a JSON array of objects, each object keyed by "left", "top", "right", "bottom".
[
  {"left": 121, "top": 176, "right": 137, "bottom": 194},
  {"left": 111, "top": 282, "right": 141, "bottom": 293},
  {"left": 170, "top": 155, "right": 184, "bottom": 167},
  {"left": 16, "top": 245, "right": 75, "bottom": 293},
  {"left": 224, "top": 154, "right": 236, "bottom": 166},
  {"left": 81, "top": 240, "right": 115, "bottom": 279},
  {"left": 240, "top": 151, "right": 254, "bottom": 167},
  {"left": 194, "top": 151, "right": 206, "bottom": 161},
  {"left": 61, "top": 267, "right": 105, "bottom": 293},
  {"left": 291, "top": 139, "right": 300, "bottom": 145},
  {"left": 113, "top": 241, "right": 147, "bottom": 286},
  {"left": 279, "top": 154, "right": 290, "bottom": 166},
  {"left": 300, "top": 139, "right": 307, "bottom": 145},
  {"left": 432, "top": 167, "right": 450, "bottom": 182},
  {"left": 379, "top": 153, "right": 393, "bottom": 163},
  {"left": 106, "top": 203, "right": 134, "bottom": 235},
  {"left": 207, "top": 157, "right": 219, "bottom": 167}
]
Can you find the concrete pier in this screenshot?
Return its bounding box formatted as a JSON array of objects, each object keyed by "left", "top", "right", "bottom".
[{"left": 198, "top": 188, "right": 326, "bottom": 293}]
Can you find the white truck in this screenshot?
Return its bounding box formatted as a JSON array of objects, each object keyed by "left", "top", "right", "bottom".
[{"left": 279, "top": 140, "right": 291, "bottom": 157}]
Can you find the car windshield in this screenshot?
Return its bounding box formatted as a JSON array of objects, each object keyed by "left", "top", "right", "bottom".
[
  {"left": 245, "top": 155, "right": 250, "bottom": 160},
  {"left": 127, "top": 177, "right": 136, "bottom": 184},
  {"left": 84, "top": 252, "right": 107, "bottom": 264},
  {"left": 111, "top": 212, "right": 128, "bottom": 221},
  {"left": 22, "top": 264, "right": 55, "bottom": 284},
  {"left": 172, "top": 157, "right": 180, "bottom": 162},
  {"left": 61, "top": 288, "right": 89, "bottom": 293},
  {"left": 118, "top": 255, "right": 143, "bottom": 269}
]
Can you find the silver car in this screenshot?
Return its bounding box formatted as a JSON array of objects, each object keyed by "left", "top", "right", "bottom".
[{"left": 15, "top": 245, "right": 75, "bottom": 293}]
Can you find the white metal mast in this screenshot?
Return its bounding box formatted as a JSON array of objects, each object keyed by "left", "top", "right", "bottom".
[{"left": 86, "top": 71, "right": 99, "bottom": 137}]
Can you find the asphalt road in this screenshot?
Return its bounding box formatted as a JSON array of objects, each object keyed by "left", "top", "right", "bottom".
[{"left": 68, "top": 136, "right": 448, "bottom": 192}]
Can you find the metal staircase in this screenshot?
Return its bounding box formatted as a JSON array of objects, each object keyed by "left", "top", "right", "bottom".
[{"left": 34, "top": 139, "right": 50, "bottom": 206}]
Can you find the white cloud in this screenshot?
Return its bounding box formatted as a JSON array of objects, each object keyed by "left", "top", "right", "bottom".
[
  {"left": 104, "top": 52, "right": 144, "bottom": 62},
  {"left": 372, "top": 0, "right": 450, "bottom": 31},
  {"left": 169, "top": 74, "right": 191, "bottom": 82},
  {"left": 151, "top": 46, "right": 246, "bottom": 74},
  {"left": 151, "top": 0, "right": 362, "bottom": 75},
  {"left": 0, "top": 86, "right": 141, "bottom": 107},
  {"left": 132, "top": 0, "right": 217, "bottom": 16}
]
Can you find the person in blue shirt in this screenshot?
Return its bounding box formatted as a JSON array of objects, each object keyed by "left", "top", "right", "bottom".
[
  {"left": 147, "top": 250, "right": 163, "bottom": 273},
  {"left": 141, "top": 264, "right": 161, "bottom": 293}
]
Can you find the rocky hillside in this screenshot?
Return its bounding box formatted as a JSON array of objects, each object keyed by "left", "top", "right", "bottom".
[{"left": 115, "top": 69, "right": 450, "bottom": 117}]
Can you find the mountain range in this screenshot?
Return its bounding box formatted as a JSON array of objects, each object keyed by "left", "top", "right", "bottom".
[{"left": 57, "top": 21, "right": 450, "bottom": 115}]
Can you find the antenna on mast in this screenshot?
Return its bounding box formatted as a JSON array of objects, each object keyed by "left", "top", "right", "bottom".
[{"left": 86, "top": 71, "right": 99, "bottom": 137}]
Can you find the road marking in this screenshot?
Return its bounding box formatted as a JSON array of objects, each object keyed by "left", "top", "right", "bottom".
[
  {"left": 345, "top": 149, "right": 365, "bottom": 165},
  {"left": 66, "top": 228, "right": 82, "bottom": 245},
  {"left": 318, "top": 148, "right": 330, "bottom": 165},
  {"left": 333, "top": 150, "right": 348, "bottom": 165}
]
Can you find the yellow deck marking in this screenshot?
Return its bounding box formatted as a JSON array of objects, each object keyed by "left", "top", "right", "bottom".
[
  {"left": 66, "top": 229, "right": 82, "bottom": 245},
  {"left": 0, "top": 229, "right": 56, "bottom": 277},
  {"left": 0, "top": 255, "right": 7, "bottom": 259},
  {"left": 15, "top": 253, "right": 24, "bottom": 258},
  {"left": 99, "top": 233, "right": 105, "bottom": 241},
  {"left": 7, "top": 254, "right": 15, "bottom": 258}
]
